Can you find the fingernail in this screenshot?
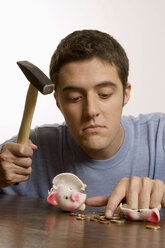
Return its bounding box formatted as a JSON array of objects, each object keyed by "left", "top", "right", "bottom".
[
  {"left": 32, "top": 144, "right": 38, "bottom": 150},
  {"left": 105, "top": 209, "right": 112, "bottom": 218}
]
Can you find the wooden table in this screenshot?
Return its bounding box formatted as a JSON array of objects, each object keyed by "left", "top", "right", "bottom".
[{"left": 0, "top": 194, "right": 165, "bottom": 248}]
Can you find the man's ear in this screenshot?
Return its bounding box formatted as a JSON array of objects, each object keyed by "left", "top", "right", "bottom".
[
  {"left": 123, "top": 83, "right": 131, "bottom": 106},
  {"left": 54, "top": 92, "right": 60, "bottom": 109}
]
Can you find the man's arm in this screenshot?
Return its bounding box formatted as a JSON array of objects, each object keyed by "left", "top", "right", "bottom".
[
  {"left": 86, "top": 176, "right": 165, "bottom": 218},
  {"left": 0, "top": 141, "right": 37, "bottom": 187}
]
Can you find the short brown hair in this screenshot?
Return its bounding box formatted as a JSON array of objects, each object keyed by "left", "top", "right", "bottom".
[{"left": 50, "top": 29, "right": 129, "bottom": 90}]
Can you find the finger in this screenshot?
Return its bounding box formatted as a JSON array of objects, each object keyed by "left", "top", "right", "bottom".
[
  {"left": 1, "top": 154, "right": 32, "bottom": 169},
  {"left": 126, "top": 176, "right": 141, "bottom": 209},
  {"left": 13, "top": 174, "right": 30, "bottom": 184},
  {"left": 12, "top": 157, "right": 32, "bottom": 168},
  {"left": 1, "top": 143, "right": 34, "bottom": 167},
  {"left": 9, "top": 143, "right": 34, "bottom": 157},
  {"left": 0, "top": 166, "right": 31, "bottom": 186},
  {"left": 138, "top": 189, "right": 151, "bottom": 209},
  {"left": 105, "top": 178, "right": 128, "bottom": 217},
  {"left": 0, "top": 174, "right": 30, "bottom": 187},
  {"left": 150, "top": 180, "right": 165, "bottom": 208},
  {"left": 138, "top": 177, "right": 152, "bottom": 209},
  {"left": 85, "top": 196, "right": 108, "bottom": 206},
  {"left": 27, "top": 140, "right": 38, "bottom": 150},
  {"left": 1, "top": 163, "right": 32, "bottom": 178},
  {"left": 15, "top": 165, "right": 32, "bottom": 176}
]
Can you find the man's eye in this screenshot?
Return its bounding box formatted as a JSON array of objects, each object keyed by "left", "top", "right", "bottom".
[
  {"left": 99, "top": 93, "right": 112, "bottom": 99},
  {"left": 68, "top": 96, "right": 82, "bottom": 102}
]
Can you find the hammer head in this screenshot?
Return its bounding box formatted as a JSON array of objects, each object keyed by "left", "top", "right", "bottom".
[{"left": 17, "top": 61, "right": 54, "bottom": 95}]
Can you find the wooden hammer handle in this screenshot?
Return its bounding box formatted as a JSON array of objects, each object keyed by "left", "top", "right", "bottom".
[{"left": 17, "top": 84, "right": 38, "bottom": 144}]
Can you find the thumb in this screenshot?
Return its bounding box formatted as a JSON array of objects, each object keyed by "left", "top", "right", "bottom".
[
  {"left": 85, "top": 196, "right": 109, "bottom": 207},
  {"left": 27, "top": 140, "right": 38, "bottom": 150}
]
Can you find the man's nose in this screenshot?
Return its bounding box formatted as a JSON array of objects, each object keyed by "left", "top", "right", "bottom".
[{"left": 83, "top": 95, "right": 99, "bottom": 118}]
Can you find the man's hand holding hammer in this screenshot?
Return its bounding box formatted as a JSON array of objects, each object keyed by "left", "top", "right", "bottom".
[
  {"left": 0, "top": 141, "right": 37, "bottom": 187},
  {"left": 0, "top": 61, "right": 54, "bottom": 187}
]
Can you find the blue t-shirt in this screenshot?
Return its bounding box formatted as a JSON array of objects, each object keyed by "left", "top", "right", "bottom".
[{"left": 1, "top": 113, "right": 165, "bottom": 204}]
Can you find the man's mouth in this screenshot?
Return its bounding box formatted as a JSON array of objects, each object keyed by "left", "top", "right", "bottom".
[{"left": 82, "top": 125, "right": 105, "bottom": 133}]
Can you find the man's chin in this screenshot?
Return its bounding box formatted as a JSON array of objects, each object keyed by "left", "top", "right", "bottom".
[
  {"left": 76, "top": 133, "right": 110, "bottom": 153},
  {"left": 80, "top": 141, "right": 107, "bottom": 154}
]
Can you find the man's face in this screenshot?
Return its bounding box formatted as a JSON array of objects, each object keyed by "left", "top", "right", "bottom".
[{"left": 55, "top": 57, "right": 131, "bottom": 159}]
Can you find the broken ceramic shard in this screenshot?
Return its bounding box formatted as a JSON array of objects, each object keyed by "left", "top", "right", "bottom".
[
  {"left": 47, "top": 173, "right": 87, "bottom": 211},
  {"left": 117, "top": 203, "right": 161, "bottom": 223}
]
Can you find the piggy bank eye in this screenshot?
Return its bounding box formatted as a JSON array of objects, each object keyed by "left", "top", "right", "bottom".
[{"left": 64, "top": 196, "right": 69, "bottom": 200}]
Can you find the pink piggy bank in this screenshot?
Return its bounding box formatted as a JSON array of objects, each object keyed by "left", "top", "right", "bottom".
[
  {"left": 47, "top": 173, "right": 87, "bottom": 211},
  {"left": 117, "top": 203, "right": 161, "bottom": 223}
]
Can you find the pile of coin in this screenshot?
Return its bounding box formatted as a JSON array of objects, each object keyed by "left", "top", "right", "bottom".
[
  {"left": 70, "top": 212, "right": 126, "bottom": 224},
  {"left": 69, "top": 212, "right": 161, "bottom": 230}
]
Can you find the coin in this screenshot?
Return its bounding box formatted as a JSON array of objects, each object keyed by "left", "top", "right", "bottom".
[
  {"left": 110, "top": 219, "right": 126, "bottom": 224},
  {"left": 89, "top": 217, "right": 99, "bottom": 222},
  {"left": 99, "top": 220, "right": 110, "bottom": 224},
  {"left": 98, "top": 216, "right": 107, "bottom": 220},
  {"left": 145, "top": 224, "right": 160, "bottom": 230},
  {"left": 69, "top": 212, "right": 79, "bottom": 216},
  {"left": 78, "top": 214, "right": 86, "bottom": 218},
  {"left": 106, "top": 216, "right": 121, "bottom": 220},
  {"left": 76, "top": 216, "right": 86, "bottom": 220}
]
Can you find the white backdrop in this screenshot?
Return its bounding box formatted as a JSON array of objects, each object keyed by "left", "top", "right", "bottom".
[{"left": 1, "top": 0, "right": 165, "bottom": 143}]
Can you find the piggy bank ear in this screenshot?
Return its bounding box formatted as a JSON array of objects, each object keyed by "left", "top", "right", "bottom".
[
  {"left": 147, "top": 210, "right": 160, "bottom": 223},
  {"left": 47, "top": 192, "right": 59, "bottom": 206}
]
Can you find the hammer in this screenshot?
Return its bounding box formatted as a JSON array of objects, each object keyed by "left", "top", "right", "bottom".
[{"left": 16, "top": 61, "right": 54, "bottom": 144}]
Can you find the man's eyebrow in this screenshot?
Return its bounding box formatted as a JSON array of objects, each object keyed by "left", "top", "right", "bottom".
[
  {"left": 62, "top": 81, "right": 117, "bottom": 92},
  {"left": 62, "top": 86, "right": 83, "bottom": 92},
  {"left": 95, "top": 81, "right": 117, "bottom": 88}
]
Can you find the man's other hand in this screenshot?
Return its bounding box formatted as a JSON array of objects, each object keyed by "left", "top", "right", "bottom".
[{"left": 86, "top": 176, "right": 165, "bottom": 218}]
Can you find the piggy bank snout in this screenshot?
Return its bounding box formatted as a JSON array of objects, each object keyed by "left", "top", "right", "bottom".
[{"left": 71, "top": 192, "right": 86, "bottom": 202}]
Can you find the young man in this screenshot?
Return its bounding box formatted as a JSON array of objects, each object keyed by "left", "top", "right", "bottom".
[{"left": 0, "top": 30, "right": 165, "bottom": 217}]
